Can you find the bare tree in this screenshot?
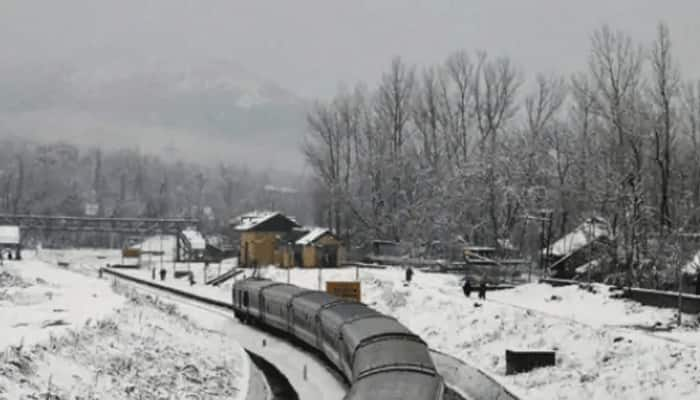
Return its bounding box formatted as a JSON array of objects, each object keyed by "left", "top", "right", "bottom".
[
  {"left": 473, "top": 52, "right": 521, "bottom": 243},
  {"left": 588, "top": 25, "right": 645, "bottom": 273},
  {"left": 650, "top": 22, "right": 680, "bottom": 232},
  {"left": 681, "top": 81, "right": 700, "bottom": 222},
  {"left": 444, "top": 51, "right": 475, "bottom": 164},
  {"left": 523, "top": 74, "right": 567, "bottom": 196},
  {"left": 374, "top": 57, "right": 415, "bottom": 240}
]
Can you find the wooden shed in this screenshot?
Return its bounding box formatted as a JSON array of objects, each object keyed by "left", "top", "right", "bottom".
[
  {"left": 232, "top": 211, "right": 300, "bottom": 267},
  {"left": 296, "top": 228, "right": 344, "bottom": 268}
]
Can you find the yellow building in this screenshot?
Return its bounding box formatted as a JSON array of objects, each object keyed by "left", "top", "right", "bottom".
[
  {"left": 296, "top": 227, "right": 345, "bottom": 268},
  {"left": 233, "top": 211, "right": 300, "bottom": 267}
]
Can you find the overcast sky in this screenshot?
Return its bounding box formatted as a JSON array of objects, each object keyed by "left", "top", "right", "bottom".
[{"left": 2, "top": 0, "right": 699, "bottom": 98}]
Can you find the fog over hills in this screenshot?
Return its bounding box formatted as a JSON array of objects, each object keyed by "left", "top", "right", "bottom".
[{"left": 0, "top": 55, "right": 309, "bottom": 171}]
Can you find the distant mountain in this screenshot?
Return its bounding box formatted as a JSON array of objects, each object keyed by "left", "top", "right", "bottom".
[{"left": 0, "top": 57, "right": 309, "bottom": 170}]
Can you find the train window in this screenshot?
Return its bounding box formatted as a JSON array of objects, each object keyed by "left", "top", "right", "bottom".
[{"left": 243, "top": 291, "right": 249, "bottom": 307}]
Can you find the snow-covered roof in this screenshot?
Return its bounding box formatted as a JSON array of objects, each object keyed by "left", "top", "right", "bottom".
[
  {"left": 0, "top": 225, "right": 20, "bottom": 245},
  {"left": 497, "top": 238, "right": 517, "bottom": 251},
  {"left": 575, "top": 259, "right": 601, "bottom": 275},
  {"left": 683, "top": 251, "right": 700, "bottom": 275},
  {"left": 232, "top": 211, "right": 280, "bottom": 231},
  {"left": 182, "top": 229, "right": 206, "bottom": 250},
  {"left": 545, "top": 217, "right": 610, "bottom": 258},
  {"left": 296, "top": 227, "right": 331, "bottom": 246},
  {"left": 263, "top": 184, "right": 298, "bottom": 194}
]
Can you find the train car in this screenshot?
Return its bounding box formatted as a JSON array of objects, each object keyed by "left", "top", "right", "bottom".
[
  {"left": 318, "top": 302, "right": 382, "bottom": 371},
  {"left": 289, "top": 291, "right": 344, "bottom": 348},
  {"left": 232, "top": 279, "right": 282, "bottom": 323},
  {"left": 341, "top": 315, "right": 435, "bottom": 381},
  {"left": 258, "top": 283, "right": 308, "bottom": 332},
  {"left": 346, "top": 370, "right": 445, "bottom": 400},
  {"left": 232, "top": 278, "right": 445, "bottom": 400}
]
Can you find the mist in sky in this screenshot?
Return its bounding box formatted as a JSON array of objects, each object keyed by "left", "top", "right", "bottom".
[{"left": 1, "top": 0, "right": 699, "bottom": 169}]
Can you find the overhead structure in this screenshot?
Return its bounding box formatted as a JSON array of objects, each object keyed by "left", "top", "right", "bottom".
[{"left": 0, "top": 214, "right": 197, "bottom": 235}]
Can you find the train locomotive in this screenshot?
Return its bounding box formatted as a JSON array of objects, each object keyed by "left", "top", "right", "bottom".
[{"left": 232, "top": 278, "right": 445, "bottom": 400}]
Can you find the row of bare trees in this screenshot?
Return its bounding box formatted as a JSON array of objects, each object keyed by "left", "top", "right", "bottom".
[
  {"left": 304, "top": 23, "right": 700, "bottom": 271},
  {"left": 0, "top": 138, "right": 312, "bottom": 245}
]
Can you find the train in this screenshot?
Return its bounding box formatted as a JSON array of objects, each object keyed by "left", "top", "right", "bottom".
[{"left": 231, "top": 278, "right": 445, "bottom": 400}]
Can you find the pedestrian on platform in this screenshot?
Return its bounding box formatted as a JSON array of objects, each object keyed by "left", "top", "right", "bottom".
[
  {"left": 160, "top": 268, "right": 166, "bottom": 281},
  {"left": 462, "top": 279, "right": 472, "bottom": 298},
  {"left": 478, "top": 281, "right": 486, "bottom": 300},
  {"left": 405, "top": 267, "right": 414, "bottom": 283}
]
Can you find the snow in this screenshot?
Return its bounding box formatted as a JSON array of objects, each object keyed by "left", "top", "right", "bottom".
[
  {"left": 0, "top": 225, "right": 20, "bottom": 244},
  {"left": 255, "top": 266, "right": 700, "bottom": 400},
  {"left": 263, "top": 184, "right": 298, "bottom": 194},
  {"left": 0, "top": 251, "right": 261, "bottom": 400},
  {"left": 232, "top": 211, "right": 280, "bottom": 231},
  {"left": 545, "top": 217, "right": 609, "bottom": 257},
  {"left": 28, "top": 249, "right": 346, "bottom": 399},
  {"left": 683, "top": 251, "right": 700, "bottom": 275},
  {"left": 134, "top": 235, "right": 177, "bottom": 260},
  {"left": 16, "top": 248, "right": 700, "bottom": 399},
  {"left": 0, "top": 283, "right": 249, "bottom": 399},
  {"left": 296, "top": 227, "right": 330, "bottom": 245},
  {"left": 0, "top": 255, "right": 125, "bottom": 350},
  {"left": 182, "top": 228, "right": 206, "bottom": 250}
]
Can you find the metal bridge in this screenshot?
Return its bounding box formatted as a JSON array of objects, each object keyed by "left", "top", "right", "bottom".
[{"left": 0, "top": 214, "right": 198, "bottom": 235}]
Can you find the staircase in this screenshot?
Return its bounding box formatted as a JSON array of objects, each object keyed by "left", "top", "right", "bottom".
[{"left": 206, "top": 268, "right": 244, "bottom": 286}]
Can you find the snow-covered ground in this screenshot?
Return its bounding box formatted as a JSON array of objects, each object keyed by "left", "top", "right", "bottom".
[
  {"left": 255, "top": 266, "right": 700, "bottom": 400},
  {"left": 0, "top": 257, "right": 124, "bottom": 350},
  {"left": 29, "top": 245, "right": 700, "bottom": 399},
  {"left": 31, "top": 248, "right": 347, "bottom": 400},
  {"left": 0, "top": 254, "right": 253, "bottom": 400}
]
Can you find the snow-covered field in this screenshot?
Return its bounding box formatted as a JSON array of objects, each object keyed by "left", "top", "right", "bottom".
[
  {"left": 0, "top": 257, "right": 124, "bottom": 350},
  {"left": 0, "top": 254, "right": 251, "bottom": 400},
  {"left": 255, "top": 266, "right": 700, "bottom": 400},
  {"left": 28, "top": 246, "right": 700, "bottom": 399},
  {"left": 30, "top": 248, "right": 347, "bottom": 400}
]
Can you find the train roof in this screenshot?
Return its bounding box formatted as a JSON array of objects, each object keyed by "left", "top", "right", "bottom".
[
  {"left": 347, "top": 370, "right": 442, "bottom": 400},
  {"left": 341, "top": 316, "right": 416, "bottom": 350},
  {"left": 293, "top": 290, "right": 341, "bottom": 307},
  {"left": 261, "top": 283, "right": 309, "bottom": 300},
  {"left": 234, "top": 278, "right": 280, "bottom": 291},
  {"left": 320, "top": 302, "right": 381, "bottom": 331}
]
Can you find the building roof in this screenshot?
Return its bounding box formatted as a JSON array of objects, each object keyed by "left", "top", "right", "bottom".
[
  {"left": 0, "top": 225, "right": 20, "bottom": 245},
  {"left": 683, "top": 251, "right": 700, "bottom": 275},
  {"left": 544, "top": 217, "right": 610, "bottom": 258},
  {"left": 232, "top": 211, "right": 280, "bottom": 230},
  {"left": 296, "top": 227, "right": 332, "bottom": 246},
  {"left": 232, "top": 210, "right": 301, "bottom": 231},
  {"left": 182, "top": 229, "right": 206, "bottom": 250}
]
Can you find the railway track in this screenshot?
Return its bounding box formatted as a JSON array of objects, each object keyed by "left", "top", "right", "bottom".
[
  {"left": 102, "top": 268, "right": 516, "bottom": 400},
  {"left": 108, "top": 273, "right": 303, "bottom": 400}
]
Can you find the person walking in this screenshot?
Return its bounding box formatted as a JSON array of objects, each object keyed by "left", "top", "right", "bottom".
[
  {"left": 405, "top": 267, "right": 414, "bottom": 283},
  {"left": 463, "top": 279, "right": 472, "bottom": 298},
  {"left": 478, "top": 281, "right": 487, "bottom": 300}
]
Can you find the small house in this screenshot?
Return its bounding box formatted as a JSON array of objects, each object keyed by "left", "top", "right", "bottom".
[
  {"left": 544, "top": 217, "right": 612, "bottom": 277},
  {"left": 296, "top": 227, "right": 344, "bottom": 268},
  {"left": 233, "top": 211, "right": 300, "bottom": 267},
  {"left": 0, "top": 225, "right": 21, "bottom": 260}
]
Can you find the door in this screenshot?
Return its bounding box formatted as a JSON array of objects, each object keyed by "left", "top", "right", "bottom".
[{"left": 243, "top": 242, "right": 249, "bottom": 267}]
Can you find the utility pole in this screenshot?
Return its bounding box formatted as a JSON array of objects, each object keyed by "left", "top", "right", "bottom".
[{"left": 521, "top": 209, "right": 553, "bottom": 282}]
